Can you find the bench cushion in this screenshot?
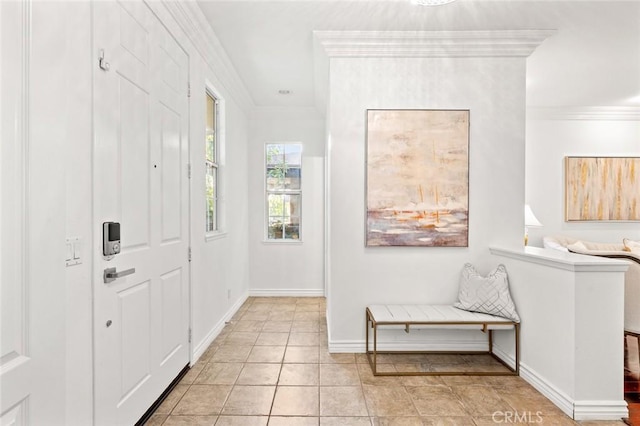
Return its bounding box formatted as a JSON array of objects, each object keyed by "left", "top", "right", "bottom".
[{"left": 368, "top": 304, "right": 516, "bottom": 330}]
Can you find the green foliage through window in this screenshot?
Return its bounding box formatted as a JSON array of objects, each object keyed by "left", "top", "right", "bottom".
[{"left": 266, "top": 143, "right": 302, "bottom": 240}]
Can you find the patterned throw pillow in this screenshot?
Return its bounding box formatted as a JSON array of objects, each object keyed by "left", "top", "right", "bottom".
[{"left": 453, "top": 263, "right": 520, "bottom": 322}]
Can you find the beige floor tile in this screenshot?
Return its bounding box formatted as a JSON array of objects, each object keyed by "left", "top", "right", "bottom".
[
  {"left": 211, "top": 345, "right": 252, "bottom": 363},
  {"left": 357, "top": 363, "right": 404, "bottom": 387},
  {"left": 145, "top": 413, "right": 168, "bottom": 426},
  {"left": 225, "top": 331, "right": 259, "bottom": 346},
  {"left": 399, "top": 375, "right": 446, "bottom": 387},
  {"left": 162, "top": 415, "right": 218, "bottom": 425},
  {"left": 236, "top": 363, "right": 282, "bottom": 385},
  {"left": 292, "top": 320, "right": 320, "bottom": 332},
  {"left": 494, "top": 387, "right": 566, "bottom": 416},
  {"left": 279, "top": 363, "right": 319, "bottom": 386},
  {"left": 440, "top": 376, "right": 494, "bottom": 387},
  {"left": 271, "top": 386, "right": 319, "bottom": 416},
  {"left": 155, "top": 384, "right": 189, "bottom": 414},
  {"left": 419, "top": 416, "right": 476, "bottom": 425},
  {"left": 232, "top": 320, "right": 265, "bottom": 332},
  {"left": 172, "top": 385, "right": 232, "bottom": 416},
  {"left": 241, "top": 312, "right": 271, "bottom": 321},
  {"left": 451, "top": 385, "right": 512, "bottom": 416},
  {"left": 221, "top": 385, "right": 276, "bottom": 416},
  {"left": 472, "top": 413, "right": 577, "bottom": 425},
  {"left": 194, "top": 363, "right": 243, "bottom": 385},
  {"left": 362, "top": 385, "right": 418, "bottom": 417},
  {"left": 261, "top": 321, "right": 293, "bottom": 333},
  {"left": 255, "top": 332, "right": 290, "bottom": 346},
  {"left": 289, "top": 332, "right": 321, "bottom": 346},
  {"left": 284, "top": 346, "right": 320, "bottom": 364},
  {"left": 198, "top": 343, "right": 221, "bottom": 363},
  {"left": 320, "top": 417, "right": 372, "bottom": 426},
  {"left": 356, "top": 354, "right": 371, "bottom": 364},
  {"left": 405, "top": 386, "right": 468, "bottom": 417},
  {"left": 248, "top": 303, "right": 276, "bottom": 312},
  {"left": 247, "top": 346, "right": 286, "bottom": 363},
  {"left": 295, "top": 311, "right": 321, "bottom": 321},
  {"left": 320, "top": 363, "right": 361, "bottom": 386},
  {"left": 319, "top": 350, "right": 356, "bottom": 364},
  {"left": 270, "top": 303, "right": 297, "bottom": 312},
  {"left": 371, "top": 417, "right": 424, "bottom": 426},
  {"left": 295, "top": 303, "right": 322, "bottom": 312},
  {"left": 320, "top": 386, "right": 368, "bottom": 416},
  {"left": 215, "top": 415, "right": 269, "bottom": 425},
  {"left": 269, "top": 416, "right": 319, "bottom": 425},
  {"left": 269, "top": 311, "right": 295, "bottom": 321},
  {"left": 181, "top": 362, "right": 206, "bottom": 384}
]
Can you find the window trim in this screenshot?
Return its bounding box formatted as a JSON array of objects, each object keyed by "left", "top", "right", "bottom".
[
  {"left": 264, "top": 142, "right": 303, "bottom": 243},
  {"left": 204, "top": 84, "right": 226, "bottom": 240}
]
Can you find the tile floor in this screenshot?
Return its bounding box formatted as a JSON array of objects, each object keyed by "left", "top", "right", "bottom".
[{"left": 146, "top": 297, "right": 627, "bottom": 425}]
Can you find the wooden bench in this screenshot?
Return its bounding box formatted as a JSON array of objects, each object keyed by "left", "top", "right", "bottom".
[{"left": 366, "top": 305, "right": 520, "bottom": 376}]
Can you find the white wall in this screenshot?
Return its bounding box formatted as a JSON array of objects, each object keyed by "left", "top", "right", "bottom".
[
  {"left": 326, "top": 56, "right": 528, "bottom": 348},
  {"left": 189, "top": 54, "right": 251, "bottom": 359},
  {"left": 248, "top": 107, "right": 325, "bottom": 296},
  {"left": 525, "top": 113, "right": 640, "bottom": 247}
]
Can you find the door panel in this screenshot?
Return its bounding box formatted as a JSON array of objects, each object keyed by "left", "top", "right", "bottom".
[
  {"left": 120, "top": 77, "right": 151, "bottom": 250},
  {"left": 161, "top": 105, "right": 182, "bottom": 242},
  {"left": 119, "top": 281, "right": 151, "bottom": 400},
  {"left": 94, "top": 1, "right": 190, "bottom": 424},
  {"left": 160, "top": 269, "right": 183, "bottom": 364}
]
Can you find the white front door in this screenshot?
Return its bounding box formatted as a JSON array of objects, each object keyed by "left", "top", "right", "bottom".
[
  {"left": 1, "top": 2, "right": 66, "bottom": 424},
  {"left": 93, "top": 1, "right": 190, "bottom": 424}
]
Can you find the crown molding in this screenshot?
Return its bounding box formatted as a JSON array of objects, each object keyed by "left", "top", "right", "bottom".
[
  {"left": 527, "top": 106, "right": 640, "bottom": 121},
  {"left": 313, "top": 30, "right": 556, "bottom": 58},
  {"left": 163, "top": 0, "right": 254, "bottom": 114}
]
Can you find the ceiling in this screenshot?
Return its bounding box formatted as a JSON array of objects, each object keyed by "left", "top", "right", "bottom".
[{"left": 197, "top": 0, "right": 640, "bottom": 109}]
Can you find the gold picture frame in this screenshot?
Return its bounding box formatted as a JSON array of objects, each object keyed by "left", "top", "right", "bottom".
[{"left": 565, "top": 156, "right": 640, "bottom": 222}]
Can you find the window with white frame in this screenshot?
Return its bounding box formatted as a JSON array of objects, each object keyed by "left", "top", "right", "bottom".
[
  {"left": 205, "top": 91, "right": 218, "bottom": 233},
  {"left": 266, "top": 143, "right": 302, "bottom": 241}
]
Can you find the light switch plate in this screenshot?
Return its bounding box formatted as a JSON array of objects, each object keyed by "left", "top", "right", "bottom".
[{"left": 66, "top": 237, "right": 82, "bottom": 266}]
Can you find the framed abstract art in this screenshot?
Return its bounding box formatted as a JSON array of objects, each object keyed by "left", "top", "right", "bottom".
[
  {"left": 366, "top": 109, "right": 470, "bottom": 247},
  {"left": 565, "top": 156, "right": 640, "bottom": 222}
]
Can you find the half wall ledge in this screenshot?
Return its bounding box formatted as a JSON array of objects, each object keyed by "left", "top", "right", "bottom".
[{"left": 490, "top": 245, "right": 629, "bottom": 421}]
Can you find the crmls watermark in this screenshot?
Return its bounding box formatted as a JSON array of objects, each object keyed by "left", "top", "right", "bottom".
[{"left": 492, "top": 411, "right": 544, "bottom": 423}]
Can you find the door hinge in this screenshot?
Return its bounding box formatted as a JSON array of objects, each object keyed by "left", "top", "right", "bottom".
[
  {"left": 187, "top": 163, "right": 191, "bottom": 179},
  {"left": 187, "top": 82, "right": 191, "bottom": 98},
  {"left": 98, "top": 49, "right": 110, "bottom": 71},
  {"left": 188, "top": 247, "right": 192, "bottom": 262},
  {"left": 188, "top": 328, "right": 192, "bottom": 343}
]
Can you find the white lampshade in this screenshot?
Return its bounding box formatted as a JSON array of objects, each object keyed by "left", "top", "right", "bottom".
[{"left": 524, "top": 204, "right": 543, "bottom": 228}]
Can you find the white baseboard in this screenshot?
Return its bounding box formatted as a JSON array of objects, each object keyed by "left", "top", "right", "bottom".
[
  {"left": 494, "top": 346, "right": 628, "bottom": 421},
  {"left": 573, "top": 401, "right": 629, "bottom": 421},
  {"left": 248, "top": 288, "right": 324, "bottom": 297},
  {"left": 191, "top": 291, "right": 249, "bottom": 363}
]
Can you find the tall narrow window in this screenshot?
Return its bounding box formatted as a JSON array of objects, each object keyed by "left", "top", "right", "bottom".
[
  {"left": 205, "top": 92, "right": 218, "bottom": 233},
  {"left": 266, "top": 143, "right": 302, "bottom": 241}
]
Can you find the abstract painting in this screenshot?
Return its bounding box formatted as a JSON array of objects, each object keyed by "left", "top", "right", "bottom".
[
  {"left": 366, "top": 109, "right": 469, "bottom": 246},
  {"left": 565, "top": 156, "right": 640, "bottom": 221}
]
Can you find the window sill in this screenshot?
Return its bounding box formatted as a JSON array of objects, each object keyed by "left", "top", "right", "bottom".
[
  {"left": 262, "top": 240, "right": 303, "bottom": 245},
  {"left": 205, "top": 231, "right": 228, "bottom": 242}
]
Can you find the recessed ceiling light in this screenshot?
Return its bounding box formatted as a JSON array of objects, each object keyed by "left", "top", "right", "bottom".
[{"left": 278, "top": 90, "right": 291, "bottom": 95}]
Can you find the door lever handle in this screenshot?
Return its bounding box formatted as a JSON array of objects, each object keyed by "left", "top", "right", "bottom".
[{"left": 104, "top": 267, "right": 135, "bottom": 284}]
